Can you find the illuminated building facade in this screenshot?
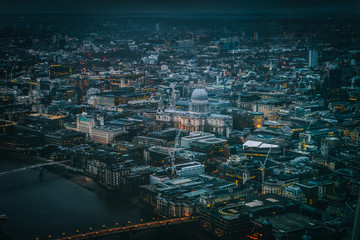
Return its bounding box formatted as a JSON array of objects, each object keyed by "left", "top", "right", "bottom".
[
  {"left": 66, "top": 113, "right": 124, "bottom": 144},
  {"left": 249, "top": 112, "right": 264, "bottom": 128},
  {"left": 141, "top": 175, "right": 244, "bottom": 218},
  {"left": 252, "top": 99, "right": 284, "bottom": 120},
  {"left": 156, "top": 88, "right": 232, "bottom": 137},
  {"left": 262, "top": 178, "right": 299, "bottom": 195}
]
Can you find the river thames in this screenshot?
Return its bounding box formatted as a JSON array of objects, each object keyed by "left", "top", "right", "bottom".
[
  {"left": 0, "top": 156, "right": 155, "bottom": 240},
  {"left": 0, "top": 156, "right": 211, "bottom": 240}
]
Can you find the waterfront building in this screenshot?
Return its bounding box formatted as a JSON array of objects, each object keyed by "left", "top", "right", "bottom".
[
  {"left": 102, "top": 165, "right": 131, "bottom": 189},
  {"left": 141, "top": 175, "right": 247, "bottom": 218}
]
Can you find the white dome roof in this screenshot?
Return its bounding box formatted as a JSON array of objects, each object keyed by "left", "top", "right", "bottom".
[{"left": 191, "top": 88, "right": 208, "bottom": 102}]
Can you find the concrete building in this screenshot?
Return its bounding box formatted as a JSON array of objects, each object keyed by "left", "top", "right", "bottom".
[
  {"left": 309, "top": 49, "right": 319, "bottom": 68},
  {"left": 173, "top": 161, "right": 205, "bottom": 177},
  {"left": 66, "top": 113, "right": 124, "bottom": 144},
  {"left": 91, "top": 126, "right": 125, "bottom": 144},
  {"left": 252, "top": 99, "right": 284, "bottom": 120},
  {"left": 282, "top": 185, "right": 306, "bottom": 203},
  {"left": 180, "top": 131, "right": 215, "bottom": 148},
  {"left": 141, "top": 175, "right": 247, "bottom": 218},
  {"left": 262, "top": 178, "right": 299, "bottom": 195}
]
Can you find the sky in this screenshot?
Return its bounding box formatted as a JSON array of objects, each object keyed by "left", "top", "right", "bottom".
[{"left": 0, "top": 0, "right": 359, "bottom": 15}]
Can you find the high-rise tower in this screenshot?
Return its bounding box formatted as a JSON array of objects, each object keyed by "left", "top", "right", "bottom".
[{"left": 309, "top": 49, "right": 318, "bottom": 68}]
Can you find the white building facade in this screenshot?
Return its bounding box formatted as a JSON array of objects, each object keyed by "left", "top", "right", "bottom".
[{"left": 156, "top": 88, "right": 232, "bottom": 137}]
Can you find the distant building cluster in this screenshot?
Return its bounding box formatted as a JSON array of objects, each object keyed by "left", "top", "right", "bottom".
[{"left": 0, "top": 17, "right": 359, "bottom": 240}]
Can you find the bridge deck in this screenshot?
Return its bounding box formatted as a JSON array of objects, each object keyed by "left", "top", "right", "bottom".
[
  {"left": 0, "top": 160, "right": 70, "bottom": 177},
  {"left": 53, "top": 217, "right": 197, "bottom": 240}
]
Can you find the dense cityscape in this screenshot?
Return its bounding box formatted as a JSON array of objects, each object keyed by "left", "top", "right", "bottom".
[{"left": 0, "top": 6, "right": 360, "bottom": 240}]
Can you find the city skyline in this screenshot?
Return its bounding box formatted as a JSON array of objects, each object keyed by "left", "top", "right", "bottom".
[
  {"left": 0, "top": 3, "right": 359, "bottom": 240},
  {"left": 1, "top": 0, "right": 359, "bottom": 14}
]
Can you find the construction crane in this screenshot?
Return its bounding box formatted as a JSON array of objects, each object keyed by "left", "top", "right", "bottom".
[
  {"left": 260, "top": 146, "right": 272, "bottom": 183},
  {"left": 351, "top": 76, "right": 360, "bottom": 89},
  {"left": 169, "top": 127, "right": 183, "bottom": 176},
  {"left": 297, "top": 77, "right": 304, "bottom": 93},
  {"left": 319, "top": 72, "right": 327, "bottom": 85},
  {"left": 307, "top": 120, "right": 313, "bottom": 131}
]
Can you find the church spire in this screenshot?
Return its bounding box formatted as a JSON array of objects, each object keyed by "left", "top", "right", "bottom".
[
  {"left": 237, "top": 93, "right": 242, "bottom": 108},
  {"left": 169, "top": 84, "right": 176, "bottom": 110},
  {"left": 157, "top": 94, "right": 164, "bottom": 113}
]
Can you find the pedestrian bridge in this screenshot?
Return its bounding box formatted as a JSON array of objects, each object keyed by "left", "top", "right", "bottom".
[
  {"left": 0, "top": 160, "right": 70, "bottom": 177},
  {"left": 52, "top": 217, "right": 197, "bottom": 240}
]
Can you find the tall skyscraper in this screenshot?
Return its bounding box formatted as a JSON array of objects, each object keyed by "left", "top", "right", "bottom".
[{"left": 309, "top": 49, "right": 318, "bottom": 68}]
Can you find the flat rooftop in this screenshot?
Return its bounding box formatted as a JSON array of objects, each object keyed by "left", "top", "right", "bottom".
[
  {"left": 243, "top": 140, "right": 279, "bottom": 148},
  {"left": 174, "top": 162, "right": 203, "bottom": 171},
  {"left": 198, "top": 137, "right": 228, "bottom": 144},
  {"left": 254, "top": 212, "right": 320, "bottom": 233}
]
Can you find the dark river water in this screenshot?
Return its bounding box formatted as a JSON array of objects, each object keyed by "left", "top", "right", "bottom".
[
  {"left": 0, "top": 156, "right": 155, "bottom": 240},
  {"left": 0, "top": 156, "right": 211, "bottom": 240}
]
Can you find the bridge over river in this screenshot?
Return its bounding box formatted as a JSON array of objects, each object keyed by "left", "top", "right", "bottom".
[
  {"left": 51, "top": 217, "right": 197, "bottom": 240},
  {"left": 0, "top": 160, "right": 71, "bottom": 177}
]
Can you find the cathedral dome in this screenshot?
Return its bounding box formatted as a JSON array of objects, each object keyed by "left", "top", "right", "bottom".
[
  {"left": 191, "top": 88, "right": 208, "bottom": 102},
  {"left": 189, "top": 88, "right": 210, "bottom": 115}
]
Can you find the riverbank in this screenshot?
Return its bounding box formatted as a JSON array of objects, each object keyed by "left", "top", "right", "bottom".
[
  {"left": 0, "top": 150, "right": 95, "bottom": 191},
  {"left": 46, "top": 165, "right": 99, "bottom": 192},
  {"left": 58, "top": 168, "right": 155, "bottom": 218},
  {"left": 1, "top": 155, "right": 156, "bottom": 240},
  {"left": 0, "top": 151, "right": 214, "bottom": 240}
]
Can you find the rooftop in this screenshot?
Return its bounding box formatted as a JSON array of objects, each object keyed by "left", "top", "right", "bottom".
[{"left": 254, "top": 212, "right": 320, "bottom": 233}]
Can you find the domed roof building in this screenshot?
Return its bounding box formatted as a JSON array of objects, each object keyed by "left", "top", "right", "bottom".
[
  {"left": 156, "top": 87, "right": 232, "bottom": 137},
  {"left": 191, "top": 88, "right": 209, "bottom": 102},
  {"left": 189, "top": 88, "right": 210, "bottom": 115}
]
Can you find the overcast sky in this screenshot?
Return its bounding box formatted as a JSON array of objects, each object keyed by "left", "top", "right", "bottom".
[{"left": 1, "top": 0, "right": 359, "bottom": 14}]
